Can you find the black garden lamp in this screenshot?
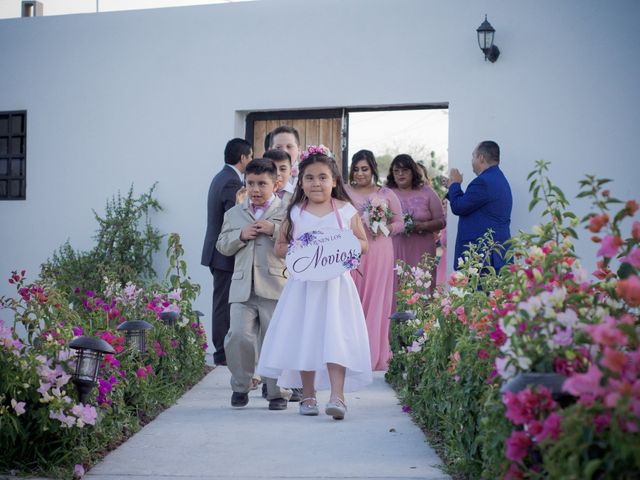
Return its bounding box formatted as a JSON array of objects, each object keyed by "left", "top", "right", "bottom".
[
  {"left": 159, "top": 310, "right": 179, "bottom": 327},
  {"left": 476, "top": 15, "right": 500, "bottom": 63},
  {"left": 69, "top": 336, "right": 115, "bottom": 404},
  {"left": 389, "top": 311, "right": 417, "bottom": 323},
  {"left": 117, "top": 320, "right": 153, "bottom": 354}
]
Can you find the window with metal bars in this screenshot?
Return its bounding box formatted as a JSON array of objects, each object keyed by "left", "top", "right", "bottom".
[{"left": 0, "top": 111, "right": 27, "bottom": 200}]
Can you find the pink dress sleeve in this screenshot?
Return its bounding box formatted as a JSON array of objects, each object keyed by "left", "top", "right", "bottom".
[
  {"left": 425, "top": 186, "right": 446, "bottom": 229},
  {"left": 383, "top": 187, "right": 405, "bottom": 236}
]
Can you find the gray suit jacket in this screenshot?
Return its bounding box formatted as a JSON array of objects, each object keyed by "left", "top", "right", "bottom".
[
  {"left": 215, "top": 198, "right": 288, "bottom": 303},
  {"left": 201, "top": 165, "right": 243, "bottom": 271}
]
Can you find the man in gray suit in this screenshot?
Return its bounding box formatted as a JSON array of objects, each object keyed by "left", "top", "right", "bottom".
[{"left": 201, "top": 138, "right": 253, "bottom": 366}]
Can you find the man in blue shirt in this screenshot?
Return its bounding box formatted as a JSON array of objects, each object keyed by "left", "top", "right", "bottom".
[{"left": 447, "top": 141, "right": 512, "bottom": 272}]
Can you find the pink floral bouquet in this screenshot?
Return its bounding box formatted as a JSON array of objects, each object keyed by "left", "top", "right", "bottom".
[{"left": 363, "top": 196, "right": 393, "bottom": 238}]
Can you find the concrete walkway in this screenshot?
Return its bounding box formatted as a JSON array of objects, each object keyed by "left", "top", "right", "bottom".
[{"left": 85, "top": 362, "right": 450, "bottom": 480}]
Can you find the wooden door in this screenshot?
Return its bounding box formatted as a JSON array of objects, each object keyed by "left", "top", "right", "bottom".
[{"left": 246, "top": 110, "right": 345, "bottom": 175}]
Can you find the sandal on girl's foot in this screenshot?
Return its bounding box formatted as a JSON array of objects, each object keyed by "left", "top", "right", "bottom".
[
  {"left": 325, "top": 398, "right": 347, "bottom": 420},
  {"left": 299, "top": 397, "right": 319, "bottom": 416}
]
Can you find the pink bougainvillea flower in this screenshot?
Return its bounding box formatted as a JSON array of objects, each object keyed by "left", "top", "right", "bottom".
[
  {"left": 594, "top": 413, "right": 611, "bottom": 432},
  {"left": 619, "top": 247, "right": 640, "bottom": 268},
  {"left": 563, "top": 364, "right": 604, "bottom": 397},
  {"left": 584, "top": 316, "right": 628, "bottom": 347},
  {"left": 136, "top": 367, "right": 147, "bottom": 378},
  {"left": 616, "top": 275, "right": 640, "bottom": 307},
  {"left": 71, "top": 403, "right": 98, "bottom": 426},
  {"left": 536, "top": 412, "right": 562, "bottom": 442},
  {"left": 602, "top": 347, "right": 627, "bottom": 374},
  {"left": 504, "top": 462, "right": 525, "bottom": 480},
  {"left": 477, "top": 349, "right": 490, "bottom": 360},
  {"left": 596, "top": 235, "right": 624, "bottom": 258},
  {"left": 505, "top": 430, "right": 532, "bottom": 461}
]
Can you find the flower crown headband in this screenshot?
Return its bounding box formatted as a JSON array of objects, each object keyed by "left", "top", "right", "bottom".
[{"left": 300, "top": 144, "right": 333, "bottom": 162}]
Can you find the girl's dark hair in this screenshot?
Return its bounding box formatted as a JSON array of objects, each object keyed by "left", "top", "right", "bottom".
[
  {"left": 349, "top": 149, "right": 379, "bottom": 185},
  {"left": 386, "top": 154, "right": 424, "bottom": 190},
  {"left": 283, "top": 154, "right": 352, "bottom": 243}
]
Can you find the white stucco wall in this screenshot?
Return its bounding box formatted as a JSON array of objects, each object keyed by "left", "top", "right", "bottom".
[{"left": 1, "top": 0, "right": 639, "bottom": 350}]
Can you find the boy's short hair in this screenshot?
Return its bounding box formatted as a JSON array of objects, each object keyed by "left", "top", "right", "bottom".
[
  {"left": 245, "top": 157, "right": 278, "bottom": 181},
  {"left": 263, "top": 149, "right": 291, "bottom": 165},
  {"left": 269, "top": 125, "right": 300, "bottom": 146}
]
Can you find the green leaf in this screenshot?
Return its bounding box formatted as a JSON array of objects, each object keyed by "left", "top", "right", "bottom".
[
  {"left": 596, "top": 178, "right": 612, "bottom": 186},
  {"left": 563, "top": 211, "right": 577, "bottom": 219},
  {"left": 584, "top": 459, "right": 602, "bottom": 479},
  {"left": 529, "top": 198, "right": 539, "bottom": 212},
  {"left": 617, "top": 262, "right": 635, "bottom": 279}
]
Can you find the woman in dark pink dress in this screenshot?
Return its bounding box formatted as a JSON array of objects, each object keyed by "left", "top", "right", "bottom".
[
  {"left": 387, "top": 154, "right": 446, "bottom": 293},
  {"left": 345, "top": 150, "right": 403, "bottom": 371}
]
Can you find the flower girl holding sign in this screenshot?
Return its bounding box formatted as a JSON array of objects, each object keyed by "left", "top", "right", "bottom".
[
  {"left": 345, "top": 150, "right": 404, "bottom": 371},
  {"left": 257, "top": 146, "right": 372, "bottom": 420}
]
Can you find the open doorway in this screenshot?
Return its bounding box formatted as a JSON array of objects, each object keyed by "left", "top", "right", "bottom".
[
  {"left": 346, "top": 106, "right": 449, "bottom": 198},
  {"left": 245, "top": 104, "right": 448, "bottom": 190}
]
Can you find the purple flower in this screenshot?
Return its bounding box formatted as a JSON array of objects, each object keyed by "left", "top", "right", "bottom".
[
  {"left": 401, "top": 405, "right": 411, "bottom": 413},
  {"left": 72, "top": 326, "right": 83, "bottom": 337}
]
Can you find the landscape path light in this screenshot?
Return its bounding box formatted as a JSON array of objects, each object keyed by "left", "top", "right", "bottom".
[
  {"left": 69, "top": 336, "right": 115, "bottom": 403},
  {"left": 117, "top": 320, "right": 153, "bottom": 354}
]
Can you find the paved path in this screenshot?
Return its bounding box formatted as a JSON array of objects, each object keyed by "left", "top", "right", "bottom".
[{"left": 85, "top": 363, "right": 449, "bottom": 480}]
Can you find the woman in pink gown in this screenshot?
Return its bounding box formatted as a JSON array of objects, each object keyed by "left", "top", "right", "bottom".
[
  {"left": 387, "top": 154, "right": 446, "bottom": 294},
  {"left": 345, "top": 150, "right": 403, "bottom": 371}
]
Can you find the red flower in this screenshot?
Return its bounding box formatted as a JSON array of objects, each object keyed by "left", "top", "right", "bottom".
[
  {"left": 632, "top": 221, "right": 640, "bottom": 241},
  {"left": 588, "top": 213, "right": 609, "bottom": 233},
  {"left": 625, "top": 199, "right": 639, "bottom": 216}
]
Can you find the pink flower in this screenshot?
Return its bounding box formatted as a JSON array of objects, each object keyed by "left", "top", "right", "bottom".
[
  {"left": 620, "top": 247, "right": 640, "bottom": 268},
  {"left": 596, "top": 235, "right": 624, "bottom": 258},
  {"left": 594, "top": 413, "right": 611, "bottom": 432},
  {"left": 11, "top": 399, "right": 26, "bottom": 415},
  {"left": 477, "top": 349, "right": 490, "bottom": 360},
  {"left": 552, "top": 327, "right": 573, "bottom": 347},
  {"left": 505, "top": 430, "right": 531, "bottom": 461},
  {"left": 71, "top": 404, "right": 98, "bottom": 426},
  {"left": 563, "top": 364, "right": 604, "bottom": 397},
  {"left": 535, "top": 412, "right": 562, "bottom": 442},
  {"left": 616, "top": 275, "right": 640, "bottom": 307},
  {"left": 74, "top": 464, "right": 85, "bottom": 478},
  {"left": 584, "top": 317, "right": 628, "bottom": 347},
  {"left": 601, "top": 347, "right": 627, "bottom": 374},
  {"left": 633, "top": 221, "right": 640, "bottom": 241},
  {"left": 504, "top": 462, "right": 525, "bottom": 480},
  {"left": 136, "top": 367, "right": 147, "bottom": 378}
]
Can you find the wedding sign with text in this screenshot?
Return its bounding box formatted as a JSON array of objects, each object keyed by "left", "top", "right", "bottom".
[{"left": 286, "top": 229, "right": 361, "bottom": 281}]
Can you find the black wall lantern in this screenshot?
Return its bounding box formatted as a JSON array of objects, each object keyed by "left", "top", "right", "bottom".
[
  {"left": 477, "top": 15, "right": 500, "bottom": 63},
  {"left": 117, "top": 320, "right": 153, "bottom": 354},
  {"left": 69, "top": 336, "right": 115, "bottom": 403}
]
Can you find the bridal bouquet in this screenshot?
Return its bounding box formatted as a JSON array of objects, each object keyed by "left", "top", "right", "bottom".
[
  {"left": 403, "top": 211, "right": 415, "bottom": 236},
  {"left": 363, "top": 197, "right": 393, "bottom": 238}
]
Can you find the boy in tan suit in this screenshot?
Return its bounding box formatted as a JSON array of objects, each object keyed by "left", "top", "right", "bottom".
[{"left": 216, "top": 158, "right": 291, "bottom": 410}]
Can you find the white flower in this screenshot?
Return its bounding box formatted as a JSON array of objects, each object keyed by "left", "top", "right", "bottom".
[
  {"left": 516, "top": 355, "right": 532, "bottom": 370},
  {"left": 495, "top": 357, "right": 516, "bottom": 380},
  {"left": 556, "top": 309, "right": 578, "bottom": 328}
]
